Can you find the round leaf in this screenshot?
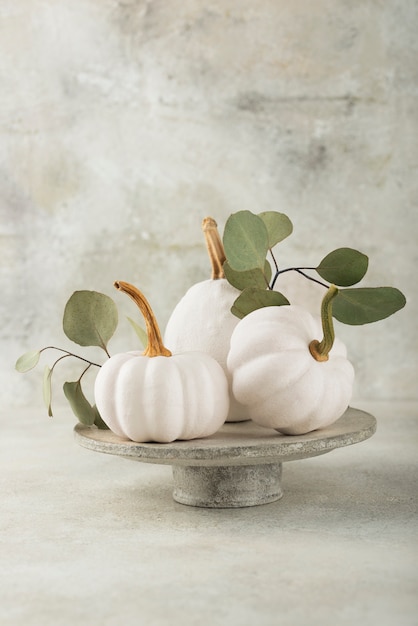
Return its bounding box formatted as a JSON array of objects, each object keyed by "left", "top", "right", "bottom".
[
  {"left": 223, "top": 260, "right": 272, "bottom": 291},
  {"left": 15, "top": 350, "right": 41, "bottom": 373},
  {"left": 333, "top": 287, "right": 406, "bottom": 325},
  {"left": 231, "top": 288, "right": 290, "bottom": 319},
  {"left": 63, "top": 291, "right": 118, "bottom": 351},
  {"left": 316, "top": 248, "right": 369, "bottom": 286},
  {"left": 63, "top": 380, "right": 96, "bottom": 426},
  {"left": 258, "top": 211, "right": 293, "bottom": 248},
  {"left": 223, "top": 211, "right": 270, "bottom": 271}
]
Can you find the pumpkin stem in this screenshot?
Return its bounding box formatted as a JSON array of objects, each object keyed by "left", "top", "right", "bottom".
[
  {"left": 309, "top": 284, "right": 339, "bottom": 362},
  {"left": 202, "top": 217, "right": 226, "bottom": 279},
  {"left": 114, "top": 281, "right": 172, "bottom": 358}
]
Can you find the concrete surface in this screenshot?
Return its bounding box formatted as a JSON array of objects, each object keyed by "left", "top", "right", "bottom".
[
  {"left": 1, "top": 400, "right": 416, "bottom": 625},
  {"left": 1, "top": 1, "right": 417, "bottom": 408}
]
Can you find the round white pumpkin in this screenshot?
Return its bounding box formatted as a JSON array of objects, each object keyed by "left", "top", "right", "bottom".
[
  {"left": 227, "top": 304, "right": 355, "bottom": 434},
  {"left": 94, "top": 280, "right": 230, "bottom": 443},
  {"left": 95, "top": 349, "right": 229, "bottom": 443}
]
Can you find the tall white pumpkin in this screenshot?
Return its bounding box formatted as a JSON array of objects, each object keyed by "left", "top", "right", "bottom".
[{"left": 164, "top": 217, "right": 250, "bottom": 422}]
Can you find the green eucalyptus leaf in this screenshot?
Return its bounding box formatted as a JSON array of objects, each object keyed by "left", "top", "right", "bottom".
[
  {"left": 63, "top": 380, "right": 96, "bottom": 426},
  {"left": 92, "top": 405, "right": 109, "bottom": 430},
  {"left": 316, "top": 248, "right": 369, "bottom": 287},
  {"left": 223, "top": 211, "right": 270, "bottom": 271},
  {"left": 223, "top": 260, "right": 272, "bottom": 291},
  {"left": 333, "top": 287, "right": 406, "bottom": 325},
  {"left": 231, "top": 288, "right": 290, "bottom": 319},
  {"left": 258, "top": 211, "right": 293, "bottom": 248},
  {"left": 63, "top": 291, "right": 118, "bottom": 352},
  {"left": 15, "top": 350, "right": 41, "bottom": 373},
  {"left": 43, "top": 365, "right": 53, "bottom": 417},
  {"left": 127, "top": 317, "right": 148, "bottom": 349}
]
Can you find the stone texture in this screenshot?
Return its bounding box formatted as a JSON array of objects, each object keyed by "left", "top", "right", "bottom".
[
  {"left": 74, "top": 407, "right": 376, "bottom": 507},
  {"left": 0, "top": 401, "right": 416, "bottom": 625},
  {"left": 74, "top": 406, "right": 376, "bottom": 466},
  {"left": 1, "top": 1, "right": 417, "bottom": 409},
  {"left": 172, "top": 463, "right": 283, "bottom": 508}
]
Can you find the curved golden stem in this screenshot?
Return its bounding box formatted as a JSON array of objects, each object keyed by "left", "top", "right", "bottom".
[
  {"left": 114, "top": 281, "right": 172, "bottom": 358},
  {"left": 202, "top": 217, "right": 226, "bottom": 280}
]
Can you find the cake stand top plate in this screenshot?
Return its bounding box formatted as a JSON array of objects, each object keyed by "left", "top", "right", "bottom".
[{"left": 74, "top": 407, "right": 376, "bottom": 468}]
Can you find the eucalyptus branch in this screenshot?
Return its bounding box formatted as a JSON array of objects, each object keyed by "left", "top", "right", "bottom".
[
  {"left": 42, "top": 352, "right": 101, "bottom": 420},
  {"left": 269, "top": 248, "right": 279, "bottom": 275},
  {"left": 40, "top": 346, "right": 102, "bottom": 368},
  {"left": 16, "top": 289, "right": 119, "bottom": 424},
  {"left": 78, "top": 363, "right": 94, "bottom": 382},
  {"left": 49, "top": 353, "right": 72, "bottom": 375},
  {"left": 294, "top": 269, "right": 329, "bottom": 289},
  {"left": 270, "top": 267, "right": 328, "bottom": 290}
]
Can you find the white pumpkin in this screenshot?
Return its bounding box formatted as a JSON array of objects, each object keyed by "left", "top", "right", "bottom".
[
  {"left": 95, "top": 281, "right": 229, "bottom": 443},
  {"left": 164, "top": 217, "right": 249, "bottom": 422},
  {"left": 227, "top": 287, "right": 355, "bottom": 435}
]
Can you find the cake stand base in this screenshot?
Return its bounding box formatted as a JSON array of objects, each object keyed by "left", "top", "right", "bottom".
[
  {"left": 74, "top": 407, "right": 376, "bottom": 509},
  {"left": 172, "top": 463, "right": 283, "bottom": 508}
]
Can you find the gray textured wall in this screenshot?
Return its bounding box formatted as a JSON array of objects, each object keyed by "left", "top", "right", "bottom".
[{"left": 1, "top": 1, "right": 416, "bottom": 409}]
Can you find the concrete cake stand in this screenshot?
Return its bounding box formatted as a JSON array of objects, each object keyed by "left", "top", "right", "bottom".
[{"left": 74, "top": 407, "right": 376, "bottom": 508}]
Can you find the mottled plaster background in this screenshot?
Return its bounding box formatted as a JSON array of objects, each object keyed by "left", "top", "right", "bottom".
[{"left": 1, "top": 1, "right": 416, "bottom": 409}]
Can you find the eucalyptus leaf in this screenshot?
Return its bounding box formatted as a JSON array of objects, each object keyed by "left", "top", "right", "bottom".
[
  {"left": 43, "top": 365, "right": 53, "bottom": 417},
  {"left": 63, "top": 291, "right": 118, "bottom": 352},
  {"left": 127, "top": 317, "right": 148, "bottom": 349},
  {"left": 63, "top": 380, "right": 96, "bottom": 426},
  {"left": 231, "top": 288, "right": 290, "bottom": 319},
  {"left": 15, "top": 350, "right": 41, "bottom": 373},
  {"left": 333, "top": 287, "right": 406, "bottom": 325},
  {"left": 223, "top": 260, "right": 272, "bottom": 291},
  {"left": 92, "top": 405, "right": 109, "bottom": 430},
  {"left": 258, "top": 211, "right": 293, "bottom": 248},
  {"left": 223, "top": 211, "right": 270, "bottom": 271},
  {"left": 316, "top": 248, "right": 369, "bottom": 287}
]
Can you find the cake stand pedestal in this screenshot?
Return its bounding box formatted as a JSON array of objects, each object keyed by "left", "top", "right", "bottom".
[{"left": 74, "top": 407, "right": 376, "bottom": 508}]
